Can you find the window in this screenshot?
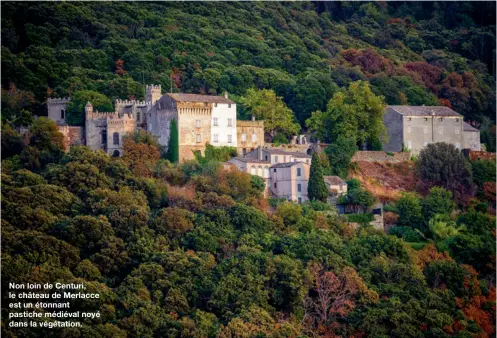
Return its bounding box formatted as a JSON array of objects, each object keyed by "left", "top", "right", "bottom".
[
  {"left": 408, "top": 117, "right": 412, "bottom": 121},
  {"left": 214, "top": 134, "right": 219, "bottom": 143},
  {"left": 61, "top": 109, "right": 65, "bottom": 119},
  {"left": 439, "top": 118, "right": 443, "bottom": 122},
  {"left": 196, "top": 134, "right": 201, "bottom": 143},
  {"left": 101, "top": 131, "right": 107, "bottom": 144},
  {"left": 252, "top": 133, "right": 256, "bottom": 142},
  {"left": 297, "top": 184, "right": 301, "bottom": 192},
  {"left": 137, "top": 112, "right": 141, "bottom": 122},
  {"left": 250, "top": 166, "right": 256, "bottom": 175},
  {"left": 274, "top": 182, "right": 277, "bottom": 188},
  {"left": 298, "top": 197, "right": 302, "bottom": 203},
  {"left": 425, "top": 118, "right": 428, "bottom": 122},
  {"left": 407, "top": 141, "right": 412, "bottom": 149},
  {"left": 228, "top": 134, "right": 232, "bottom": 143},
  {"left": 273, "top": 169, "right": 277, "bottom": 173},
  {"left": 265, "top": 155, "right": 268, "bottom": 161},
  {"left": 257, "top": 166, "right": 262, "bottom": 176},
  {"left": 274, "top": 156, "right": 278, "bottom": 163},
  {"left": 214, "top": 103, "right": 218, "bottom": 107},
  {"left": 264, "top": 166, "right": 269, "bottom": 178},
  {"left": 241, "top": 133, "right": 246, "bottom": 142},
  {"left": 113, "top": 132, "right": 119, "bottom": 145},
  {"left": 196, "top": 119, "right": 201, "bottom": 128},
  {"left": 213, "top": 117, "right": 218, "bottom": 126},
  {"left": 306, "top": 159, "right": 309, "bottom": 164},
  {"left": 455, "top": 127, "right": 460, "bottom": 134},
  {"left": 297, "top": 168, "right": 301, "bottom": 176},
  {"left": 228, "top": 118, "right": 232, "bottom": 127},
  {"left": 228, "top": 103, "right": 232, "bottom": 108},
  {"left": 455, "top": 118, "right": 459, "bottom": 122}
]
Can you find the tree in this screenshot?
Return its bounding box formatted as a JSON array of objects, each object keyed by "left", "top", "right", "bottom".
[
  {"left": 239, "top": 88, "right": 300, "bottom": 138},
  {"left": 428, "top": 214, "right": 463, "bottom": 241},
  {"left": 308, "top": 153, "right": 328, "bottom": 202},
  {"left": 395, "top": 192, "right": 424, "bottom": 230},
  {"left": 325, "top": 137, "right": 358, "bottom": 178},
  {"left": 417, "top": 143, "right": 473, "bottom": 192},
  {"left": 1, "top": 123, "right": 25, "bottom": 159},
  {"left": 306, "top": 80, "right": 387, "bottom": 146},
  {"left": 66, "top": 90, "right": 113, "bottom": 126},
  {"left": 422, "top": 187, "right": 456, "bottom": 221},
  {"left": 165, "top": 119, "right": 179, "bottom": 163}
]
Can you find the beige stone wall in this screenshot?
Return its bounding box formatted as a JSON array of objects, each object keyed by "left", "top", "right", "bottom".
[
  {"left": 106, "top": 114, "right": 135, "bottom": 156},
  {"left": 57, "top": 125, "right": 83, "bottom": 152},
  {"left": 177, "top": 102, "right": 212, "bottom": 162},
  {"left": 237, "top": 120, "right": 265, "bottom": 156}
]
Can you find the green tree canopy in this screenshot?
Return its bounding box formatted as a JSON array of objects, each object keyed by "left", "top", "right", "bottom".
[
  {"left": 325, "top": 136, "right": 358, "bottom": 178},
  {"left": 306, "top": 80, "right": 387, "bottom": 147},
  {"left": 307, "top": 153, "right": 328, "bottom": 202},
  {"left": 239, "top": 88, "right": 300, "bottom": 138},
  {"left": 66, "top": 90, "right": 113, "bottom": 126}
]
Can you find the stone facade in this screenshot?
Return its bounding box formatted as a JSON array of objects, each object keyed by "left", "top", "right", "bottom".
[
  {"left": 47, "top": 97, "right": 70, "bottom": 124},
  {"left": 383, "top": 106, "right": 479, "bottom": 154},
  {"left": 84, "top": 102, "right": 135, "bottom": 156},
  {"left": 269, "top": 162, "right": 310, "bottom": 203},
  {"left": 462, "top": 122, "right": 481, "bottom": 150},
  {"left": 147, "top": 92, "right": 237, "bottom": 162},
  {"left": 58, "top": 125, "right": 84, "bottom": 151},
  {"left": 236, "top": 119, "right": 265, "bottom": 156},
  {"left": 245, "top": 147, "right": 312, "bottom": 165}
]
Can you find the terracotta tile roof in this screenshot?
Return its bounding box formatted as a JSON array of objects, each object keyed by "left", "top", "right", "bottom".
[
  {"left": 323, "top": 176, "right": 346, "bottom": 186},
  {"left": 387, "top": 105, "right": 462, "bottom": 117},
  {"left": 463, "top": 122, "right": 479, "bottom": 132},
  {"left": 167, "top": 93, "right": 234, "bottom": 104}
]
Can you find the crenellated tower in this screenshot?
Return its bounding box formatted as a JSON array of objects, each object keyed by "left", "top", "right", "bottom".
[{"left": 146, "top": 84, "right": 162, "bottom": 105}]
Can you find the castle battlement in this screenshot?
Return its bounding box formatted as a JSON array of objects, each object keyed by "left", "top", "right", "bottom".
[
  {"left": 237, "top": 120, "right": 264, "bottom": 127},
  {"left": 146, "top": 84, "right": 161, "bottom": 90},
  {"left": 178, "top": 107, "right": 212, "bottom": 116},
  {"left": 115, "top": 99, "right": 153, "bottom": 106},
  {"left": 47, "top": 97, "right": 71, "bottom": 105},
  {"left": 86, "top": 111, "right": 119, "bottom": 120}
]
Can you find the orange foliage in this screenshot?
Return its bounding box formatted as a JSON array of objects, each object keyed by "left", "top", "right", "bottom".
[
  {"left": 457, "top": 287, "right": 496, "bottom": 336},
  {"left": 413, "top": 243, "right": 453, "bottom": 270},
  {"left": 115, "top": 59, "right": 127, "bottom": 76},
  {"left": 439, "top": 98, "right": 452, "bottom": 108},
  {"left": 167, "top": 184, "right": 201, "bottom": 212},
  {"left": 122, "top": 138, "right": 160, "bottom": 177},
  {"left": 341, "top": 48, "right": 394, "bottom": 76},
  {"left": 171, "top": 67, "right": 183, "bottom": 88}
]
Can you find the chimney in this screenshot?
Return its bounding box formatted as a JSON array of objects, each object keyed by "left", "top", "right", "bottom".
[
  {"left": 257, "top": 146, "right": 262, "bottom": 161},
  {"left": 224, "top": 91, "right": 228, "bottom": 99},
  {"left": 251, "top": 115, "right": 255, "bottom": 121}
]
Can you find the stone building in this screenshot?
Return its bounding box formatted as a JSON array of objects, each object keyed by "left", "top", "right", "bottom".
[
  {"left": 269, "top": 162, "right": 310, "bottom": 203},
  {"left": 147, "top": 92, "right": 238, "bottom": 162},
  {"left": 84, "top": 102, "right": 135, "bottom": 156},
  {"left": 244, "top": 147, "right": 311, "bottom": 165},
  {"left": 462, "top": 122, "right": 481, "bottom": 150},
  {"left": 383, "top": 105, "right": 480, "bottom": 154},
  {"left": 236, "top": 118, "right": 265, "bottom": 156},
  {"left": 47, "top": 97, "right": 71, "bottom": 124}
]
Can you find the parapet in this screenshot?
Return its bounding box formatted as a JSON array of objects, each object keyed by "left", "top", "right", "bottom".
[
  {"left": 237, "top": 120, "right": 264, "bottom": 127},
  {"left": 115, "top": 99, "right": 153, "bottom": 106},
  {"left": 47, "top": 97, "right": 71, "bottom": 105},
  {"left": 146, "top": 84, "right": 161, "bottom": 90}
]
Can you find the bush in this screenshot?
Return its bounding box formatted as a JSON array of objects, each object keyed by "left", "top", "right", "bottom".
[
  {"left": 347, "top": 213, "right": 374, "bottom": 224},
  {"left": 388, "top": 226, "right": 422, "bottom": 242}
]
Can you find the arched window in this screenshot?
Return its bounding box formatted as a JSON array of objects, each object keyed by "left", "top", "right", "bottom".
[
  {"left": 137, "top": 112, "right": 141, "bottom": 122},
  {"left": 112, "top": 150, "right": 120, "bottom": 157},
  {"left": 257, "top": 166, "right": 262, "bottom": 176},
  {"left": 61, "top": 109, "right": 65, "bottom": 119},
  {"left": 250, "top": 165, "right": 256, "bottom": 175},
  {"left": 101, "top": 130, "right": 107, "bottom": 144},
  {"left": 113, "top": 132, "right": 119, "bottom": 145}
]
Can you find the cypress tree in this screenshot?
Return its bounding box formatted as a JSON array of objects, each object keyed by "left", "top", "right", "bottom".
[
  {"left": 308, "top": 152, "right": 328, "bottom": 202},
  {"left": 166, "top": 119, "right": 179, "bottom": 163}
]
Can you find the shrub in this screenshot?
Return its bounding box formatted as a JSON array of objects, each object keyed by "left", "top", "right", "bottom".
[{"left": 388, "top": 226, "right": 422, "bottom": 242}]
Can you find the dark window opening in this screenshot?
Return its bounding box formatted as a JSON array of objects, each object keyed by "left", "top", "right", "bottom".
[
  {"left": 101, "top": 131, "right": 107, "bottom": 144},
  {"left": 113, "top": 132, "right": 119, "bottom": 145},
  {"left": 61, "top": 109, "right": 65, "bottom": 119}
]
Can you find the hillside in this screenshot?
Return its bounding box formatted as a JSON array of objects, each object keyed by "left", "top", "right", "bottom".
[{"left": 1, "top": 2, "right": 496, "bottom": 144}]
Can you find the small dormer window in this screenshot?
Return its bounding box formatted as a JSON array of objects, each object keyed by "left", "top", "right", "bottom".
[{"left": 228, "top": 103, "right": 232, "bottom": 108}]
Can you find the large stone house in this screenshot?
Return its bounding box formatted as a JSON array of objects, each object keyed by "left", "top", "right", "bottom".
[
  {"left": 269, "top": 162, "right": 310, "bottom": 203},
  {"left": 46, "top": 85, "right": 265, "bottom": 159},
  {"left": 383, "top": 105, "right": 481, "bottom": 154},
  {"left": 244, "top": 147, "right": 312, "bottom": 165}
]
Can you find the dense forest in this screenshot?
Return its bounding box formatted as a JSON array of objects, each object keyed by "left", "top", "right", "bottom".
[
  {"left": 1, "top": 2, "right": 496, "bottom": 148},
  {"left": 2, "top": 119, "right": 496, "bottom": 337},
  {"left": 1, "top": 2, "right": 496, "bottom": 337}
]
